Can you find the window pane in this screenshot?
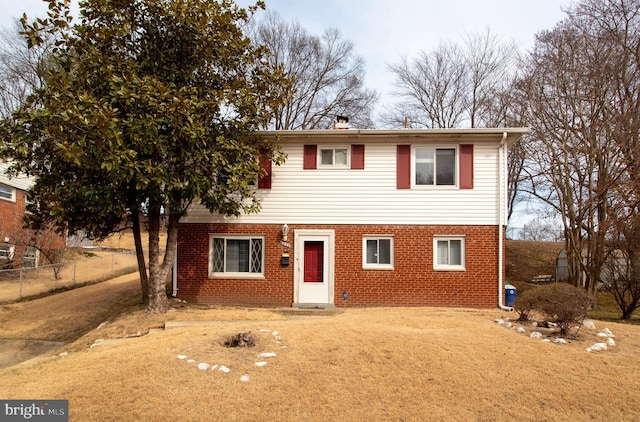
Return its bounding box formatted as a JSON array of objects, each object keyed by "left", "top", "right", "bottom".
[
  {"left": 436, "top": 149, "right": 455, "bottom": 185},
  {"left": 378, "top": 239, "right": 391, "bottom": 264},
  {"left": 415, "top": 148, "right": 433, "bottom": 160},
  {"left": 449, "top": 240, "right": 462, "bottom": 265},
  {"left": 437, "top": 240, "right": 449, "bottom": 265},
  {"left": 226, "top": 239, "right": 250, "bottom": 272},
  {"left": 366, "top": 239, "right": 378, "bottom": 264},
  {"left": 415, "top": 148, "right": 434, "bottom": 185},
  {"left": 250, "top": 238, "right": 262, "bottom": 273},
  {"left": 212, "top": 238, "right": 224, "bottom": 272},
  {"left": 335, "top": 148, "right": 348, "bottom": 165},
  {"left": 416, "top": 162, "right": 434, "bottom": 185},
  {"left": 321, "top": 149, "right": 333, "bottom": 165},
  {"left": 0, "top": 186, "right": 12, "bottom": 199}
]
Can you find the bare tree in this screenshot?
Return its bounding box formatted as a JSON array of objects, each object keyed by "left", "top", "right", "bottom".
[
  {"left": 249, "top": 11, "right": 378, "bottom": 129},
  {"left": 578, "top": 0, "right": 640, "bottom": 316},
  {"left": 0, "top": 19, "right": 53, "bottom": 118},
  {"left": 522, "top": 217, "right": 564, "bottom": 242},
  {"left": 384, "top": 29, "right": 518, "bottom": 129},
  {"left": 386, "top": 42, "right": 467, "bottom": 128},
  {"left": 518, "top": 0, "right": 640, "bottom": 295}
]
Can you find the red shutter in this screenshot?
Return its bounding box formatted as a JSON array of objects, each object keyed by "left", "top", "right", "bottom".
[
  {"left": 396, "top": 145, "right": 411, "bottom": 189},
  {"left": 257, "top": 157, "right": 272, "bottom": 189},
  {"left": 351, "top": 144, "right": 365, "bottom": 169},
  {"left": 459, "top": 144, "right": 474, "bottom": 189},
  {"left": 303, "top": 145, "right": 317, "bottom": 169}
]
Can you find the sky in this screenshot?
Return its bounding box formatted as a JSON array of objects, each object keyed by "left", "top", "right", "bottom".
[{"left": 2, "top": 0, "right": 574, "bottom": 109}]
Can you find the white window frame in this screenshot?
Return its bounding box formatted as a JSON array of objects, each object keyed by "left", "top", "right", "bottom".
[
  {"left": 319, "top": 145, "right": 350, "bottom": 168},
  {"left": 362, "top": 235, "right": 394, "bottom": 270},
  {"left": 412, "top": 146, "right": 457, "bottom": 188},
  {"left": 0, "top": 184, "right": 16, "bottom": 202},
  {"left": 209, "top": 235, "right": 265, "bottom": 279},
  {"left": 0, "top": 243, "right": 15, "bottom": 261},
  {"left": 23, "top": 246, "right": 40, "bottom": 268},
  {"left": 433, "top": 236, "right": 465, "bottom": 271}
]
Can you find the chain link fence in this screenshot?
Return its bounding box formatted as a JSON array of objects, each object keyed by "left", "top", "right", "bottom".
[{"left": 0, "top": 251, "right": 139, "bottom": 303}]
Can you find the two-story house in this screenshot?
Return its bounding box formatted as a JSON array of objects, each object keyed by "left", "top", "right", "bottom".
[
  {"left": 1, "top": 161, "right": 37, "bottom": 268},
  {"left": 175, "top": 128, "right": 528, "bottom": 309},
  {"left": 0, "top": 161, "right": 65, "bottom": 269}
]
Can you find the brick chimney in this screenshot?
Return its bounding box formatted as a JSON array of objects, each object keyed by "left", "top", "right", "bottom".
[{"left": 334, "top": 115, "right": 349, "bottom": 130}]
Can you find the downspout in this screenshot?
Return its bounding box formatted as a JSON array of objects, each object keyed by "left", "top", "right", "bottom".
[
  {"left": 498, "top": 132, "right": 513, "bottom": 311},
  {"left": 172, "top": 247, "right": 178, "bottom": 297}
]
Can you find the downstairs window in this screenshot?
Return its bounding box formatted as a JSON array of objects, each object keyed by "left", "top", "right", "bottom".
[
  {"left": 209, "top": 236, "right": 264, "bottom": 278},
  {"left": 433, "top": 236, "right": 465, "bottom": 270}
]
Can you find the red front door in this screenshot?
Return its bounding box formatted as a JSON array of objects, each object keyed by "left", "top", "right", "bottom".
[{"left": 304, "top": 241, "right": 324, "bottom": 283}]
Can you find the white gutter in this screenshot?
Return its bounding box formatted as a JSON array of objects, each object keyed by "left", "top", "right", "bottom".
[{"left": 498, "top": 131, "right": 513, "bottom": 311}]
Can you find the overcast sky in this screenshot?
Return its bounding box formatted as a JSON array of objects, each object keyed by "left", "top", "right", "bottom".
[{"left": 3, "top": 0, "right": 573, "bottom": 105}]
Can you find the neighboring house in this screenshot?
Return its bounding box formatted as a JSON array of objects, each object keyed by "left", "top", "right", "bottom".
[
  {"left": 0, "top": 161, "right": 65, "bottom": 269},
  {"left": 175, "top": 127, "right": 528, "bottom": 308}
]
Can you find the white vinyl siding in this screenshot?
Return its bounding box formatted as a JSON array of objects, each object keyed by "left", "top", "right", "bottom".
[
  {"left": 0, "top": 162, "right": 35, "bottom": 192},
  {"left": 184, "top": 140, "right": 502, "bottom": 226}
]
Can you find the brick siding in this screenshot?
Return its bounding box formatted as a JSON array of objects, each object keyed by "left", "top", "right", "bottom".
[
  {"left": 177, "top": 223, "right": 504, "bottom": 308},
  {"left": 0, "top": 188, "right": 66, "bottom": 268}
]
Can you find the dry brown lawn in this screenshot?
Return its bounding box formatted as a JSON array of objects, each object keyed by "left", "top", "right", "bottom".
[
  {"left": 1, "top": 274, "right": 640, "bottom": 421},
  {"left": 0, "top": 230, "right": 165, "bottom": 303}
]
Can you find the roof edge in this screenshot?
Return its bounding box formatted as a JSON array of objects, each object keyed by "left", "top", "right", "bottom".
[{"left": 258, "top": 128, "right": 529, "bottom": 146}]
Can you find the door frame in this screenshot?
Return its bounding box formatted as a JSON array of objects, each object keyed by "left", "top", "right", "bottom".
[{"left": 293, "top": 229, "right": 335, "bottom": 307}]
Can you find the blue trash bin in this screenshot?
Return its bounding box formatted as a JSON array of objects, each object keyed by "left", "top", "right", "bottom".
[{"left": 505, "top": 284, "right": 517, "bottom": 307}]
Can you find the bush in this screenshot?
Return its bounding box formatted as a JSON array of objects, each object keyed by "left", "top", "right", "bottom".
[
  {"left": 514, "top": 283, "right": 594, "bottom": 336},
  {"left": 514, "top": 288, "right": 538, "bottom": 322}
]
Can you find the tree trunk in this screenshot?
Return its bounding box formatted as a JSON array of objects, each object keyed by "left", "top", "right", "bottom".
[
  {"left": 131, "top": 208, "right": 149, "bottom": 304},
  {"left": 145, "top": 199, "right": 169, "bottom": 314},
  {"left": 625, "top": 249, "right": 640, "bottom": 320}
]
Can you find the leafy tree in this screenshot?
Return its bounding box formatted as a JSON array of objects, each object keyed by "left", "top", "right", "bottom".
[
  {"left": 249, "top": 10, "right": 378, "bottom": 129},
  {"left": 0, "top": 0, "right": 290, "bottom": 313}
]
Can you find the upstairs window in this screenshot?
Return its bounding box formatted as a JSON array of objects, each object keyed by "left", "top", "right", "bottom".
[
  {"left": 320, "top": 147, "right": 349, "bottom": 167},
  {"left": 304, "top": 144, "right": 365, "bottom": 169},
  {"left": 414, "top": 147, "right": 456, "bottom": 186},
  {"left": 0, "top": 185, "right": 15, "bottom": 202}
]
